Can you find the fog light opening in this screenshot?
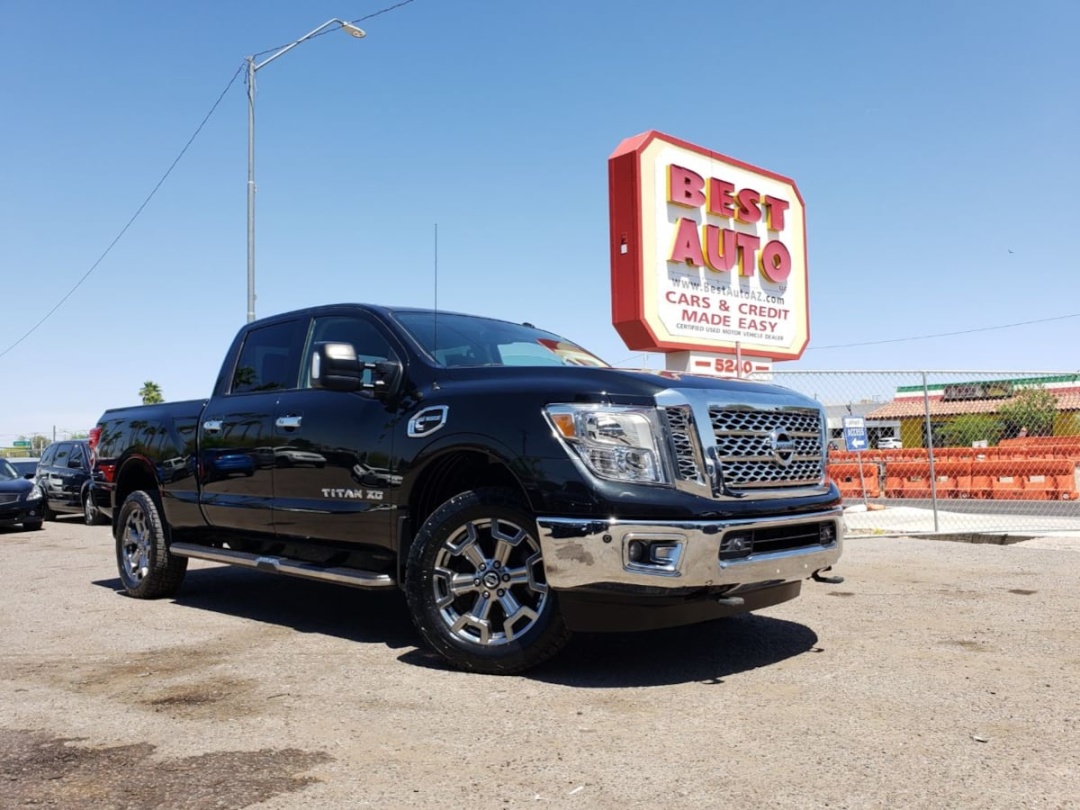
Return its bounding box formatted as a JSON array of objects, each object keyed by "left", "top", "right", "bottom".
[
  {"left": 819, "top": 522, "right": 836, "bottom": 545},
  {"left": 625, "top": 537, "right": 684, "bottom": 573}
]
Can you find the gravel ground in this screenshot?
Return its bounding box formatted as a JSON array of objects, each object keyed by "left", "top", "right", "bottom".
[{"left": 1, "top": 519, "right": 1078, "bottom": 809}]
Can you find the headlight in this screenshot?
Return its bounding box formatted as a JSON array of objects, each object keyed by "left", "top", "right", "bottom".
[
  {"left": 24, "top": 487, "right": 42, "bottom": 502},
  {"left": 545, "top": 404, "right": 669, "bottom": 484}
]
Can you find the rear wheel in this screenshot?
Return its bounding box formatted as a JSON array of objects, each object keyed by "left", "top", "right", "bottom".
[
  {"left": 83, "top": 491, "right": 107, "bottom": 526},
  {"left": 405, "top": 488, "right": 570, "bottom": 674},
  {"left": 116, "top": 490, "right": 187, "bottom": 598}
]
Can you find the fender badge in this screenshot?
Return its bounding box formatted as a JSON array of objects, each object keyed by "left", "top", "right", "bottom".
[{"left": 408, "top": 405, "right": 449, "bottom": 438}]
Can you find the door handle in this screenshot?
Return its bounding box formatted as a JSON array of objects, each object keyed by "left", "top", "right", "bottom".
[
  {"left": 275, "top": 415, "right": 302, "bottom": 430},
  {"left": 203, "top": 420, "right": 223, "bottom": 434}
]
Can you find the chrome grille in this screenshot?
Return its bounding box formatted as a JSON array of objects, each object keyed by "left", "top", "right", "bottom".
[
  {"left": 709, "top": 406, "right": 823, "bottom": 489},
  {"left": 663, "top": 406, "right": 705, "bottom": 485}
]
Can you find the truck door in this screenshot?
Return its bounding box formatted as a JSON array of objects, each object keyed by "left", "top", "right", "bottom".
[
  {"left": 271, "top": 312, "right": 402, "bottom": 551},
  {"left": 199, "top": 318, "right": 308, "bottom": 534}
]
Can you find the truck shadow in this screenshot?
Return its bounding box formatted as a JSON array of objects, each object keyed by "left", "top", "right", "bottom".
[
  {"left": 532, "top": 614, "right": 819, "bottom": 687},
  {"left": 399, "top": 613, "right": 820, "bottom": 687},
  {"left": 92, "top": 565, "right": 418, "bottom": 649},
  {"left": 93, "top": 568, "right": 819, "bottom": 686}
]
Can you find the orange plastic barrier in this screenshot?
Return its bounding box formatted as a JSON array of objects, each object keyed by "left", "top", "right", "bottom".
[
  {"left": 884, "top": 461, "right": 931, "bottom": 498},
  {"left": 931, "top": 461, "right": 973, "bottom": 499},
  {"left": 999, "top": 435, "right": 1080, "bottom": 448},
  {"left": 971, "top": 459, "right": 1079, "bottom": 501},
  {"left": 933, "top": 448, "right": 971, "bottom": 460},
  {"left": 1052, "top": 462, "right": 1079, "bottom": 501},
  {"left": 828, "top": 462, "right": 881, "bottom": 499},
  {"left": 998, "top": 436, "right": 1080, "bottom": 461}
]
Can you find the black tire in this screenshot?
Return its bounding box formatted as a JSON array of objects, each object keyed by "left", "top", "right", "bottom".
[
  {"left": 23, "top": 521, "right": 43, "bottom": 531},
  {"left": 115, "top": 490, "right": 187, "bottom": 599},
  {"left": 405, "top": 487, "right": 571, "bottom": 674},
  {"left": 83, "top": 491, "right": 107, "bottom": 526},
  {"left": 41, "top": 497, "right": 55, "bottom": 521}
]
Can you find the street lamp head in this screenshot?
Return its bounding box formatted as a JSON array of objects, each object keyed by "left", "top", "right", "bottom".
[{"left": 340, "top": 23, "right": 367, "bottom": 38}]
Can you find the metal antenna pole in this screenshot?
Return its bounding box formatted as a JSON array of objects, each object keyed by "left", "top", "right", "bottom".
[{"left": 246, "top": 56, "right": 257, "bottom": 324}]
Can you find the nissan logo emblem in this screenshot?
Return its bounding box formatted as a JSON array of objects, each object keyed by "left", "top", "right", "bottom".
[{"left": 770, "top": 430, "right": 796, "bottom": 466}]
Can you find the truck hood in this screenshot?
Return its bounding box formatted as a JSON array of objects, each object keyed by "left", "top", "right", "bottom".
[{"left": 437, "top": 365, "right": 818, "bottom": 408}]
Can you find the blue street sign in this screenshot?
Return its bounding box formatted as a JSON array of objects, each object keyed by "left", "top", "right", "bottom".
[{"left": 842, "top": 416, "right": 868, "bottom": 452}]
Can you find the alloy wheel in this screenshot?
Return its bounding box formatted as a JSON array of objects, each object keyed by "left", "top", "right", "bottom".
[
  {"left": 120, "top": 505, "right": 151, "bottom": 583},
  {"left": 431, "top": 516, "right": 548, "bottom": 647}
]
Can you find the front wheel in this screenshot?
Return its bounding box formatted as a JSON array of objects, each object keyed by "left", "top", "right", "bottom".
[
  {"left": 405, "top": 488, "right": 571, "bottom": 674},
  {"left": 116, "top": 490, "right": 187, "bottom": 598}
]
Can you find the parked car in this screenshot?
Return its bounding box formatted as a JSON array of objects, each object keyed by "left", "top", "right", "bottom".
[
  {"left": 273, "top": 446, "right": 327, "bottom": 468},
  {"left": 351, "top": 461, "right": 403, "bottom": 487},
  {"left": 8, "top": 458, "right": 40, "bottom": 480},
  {"left": 878, "top": 437, "right": 903, "bottom": 449},
  {"left": 36, "top": 440, "right": 107, "bottom": 525},
  {"left": 0, "top": 457, "right": 44, "bottom": 530}
]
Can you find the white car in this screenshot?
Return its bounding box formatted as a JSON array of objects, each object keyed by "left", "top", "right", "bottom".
[
  {"left": 878, "top": 437, "right": 902, "bottom": 449},
  {"left": 273, "top": 447, "right": 327, "bottom": 468}
]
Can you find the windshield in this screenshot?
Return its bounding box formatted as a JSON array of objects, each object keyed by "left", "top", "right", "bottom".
[
  {"left": 0, "top": 460, "right": 17, "bottom": 481},
  {"left": 393, "top": 312, "right": 609, "bottom": 368}
]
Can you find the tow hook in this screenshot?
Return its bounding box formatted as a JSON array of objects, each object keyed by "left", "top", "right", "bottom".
[
  {"left": 811, "top": 566, "right": 844, "bottom": 584},
  {"left": 715, "top": 595, "right": 746, "bottom": 607}
]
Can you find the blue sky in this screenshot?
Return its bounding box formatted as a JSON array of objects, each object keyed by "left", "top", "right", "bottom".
[{"left": 1, "top": 0, "right": 1078, "bottom": 440}]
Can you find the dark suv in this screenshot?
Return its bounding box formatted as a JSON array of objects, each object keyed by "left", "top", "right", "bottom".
[{"left": 37, "top": 440, "right": 107, "bottom": 525}]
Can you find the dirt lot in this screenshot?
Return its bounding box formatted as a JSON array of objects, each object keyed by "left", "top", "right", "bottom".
[{"left": 1, "top": 520, "right": 1078, "bottom": 809}]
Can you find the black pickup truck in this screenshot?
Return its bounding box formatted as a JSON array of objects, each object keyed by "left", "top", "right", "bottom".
[{"left": 92, "top": 304, "right": 843, "bottom": 673}]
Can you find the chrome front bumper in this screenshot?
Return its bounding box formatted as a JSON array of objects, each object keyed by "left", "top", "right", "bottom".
[{"left": 536, "top": 508, "right": 844, "bottom": 590}]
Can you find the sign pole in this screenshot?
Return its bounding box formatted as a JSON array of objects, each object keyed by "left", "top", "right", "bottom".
[{"left": 842, "top": 415, "right": 871, "bottom": 509}]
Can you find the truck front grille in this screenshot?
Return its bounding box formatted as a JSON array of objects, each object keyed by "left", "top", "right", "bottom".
[
  {"left": 709, "top": 407, "right": 824, "bottom": 490},
  {"left": 663, "top": 406, "right": 705, "bottom": 485}
]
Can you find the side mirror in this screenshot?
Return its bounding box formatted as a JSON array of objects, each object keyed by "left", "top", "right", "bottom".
[
  {"left": 311, "top": 342, "right": 362, "bottom": 392},
  {"left": 23, "top": 472, "right": 35, "bottom": 480}
]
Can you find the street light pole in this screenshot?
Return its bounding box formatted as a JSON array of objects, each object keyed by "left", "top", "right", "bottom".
[
  {"left": 246, "top": 55, "right": 256, "bottom": 324},
  {"left": 246, "top": 18, "right": 366, "bottom": 323}
]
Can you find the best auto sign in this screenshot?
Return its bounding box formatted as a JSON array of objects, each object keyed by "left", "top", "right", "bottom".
[{"left": 609, "top": 131, "right": 809, "bottom": 360}]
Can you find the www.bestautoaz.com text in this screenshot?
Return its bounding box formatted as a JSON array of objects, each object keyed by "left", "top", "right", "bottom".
[{"left": 670, "top": 276, "right": 786, "bottom": 304}]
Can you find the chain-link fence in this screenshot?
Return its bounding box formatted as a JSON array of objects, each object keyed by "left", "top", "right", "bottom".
[{"left": 753, "top": 370, "right": 1080, "bottom": 537}]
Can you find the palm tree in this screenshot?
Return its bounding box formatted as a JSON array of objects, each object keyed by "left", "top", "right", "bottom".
[{"left": 139, "top": 381, "right": 164, "bottom": 405}]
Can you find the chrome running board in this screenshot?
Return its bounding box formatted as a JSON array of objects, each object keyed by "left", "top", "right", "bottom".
[{"left": 169, "top": 542, "right": 396, "bottom": 590}]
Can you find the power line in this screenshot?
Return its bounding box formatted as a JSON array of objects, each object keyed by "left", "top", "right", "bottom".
[
  {"left": 1, "top": 1, "right": 420, "bottom": 362},
  {"left": 608, "top": 311, "right": 1080, "bottom": 364},
  {"left": 0, "top": 63, "right": 245, "bottom": 361},
  {"left": 806, "top": 311, "right": 1080, "bottom": 351},
  {"left": 252, "top": 0, "right": 418, "bottom": 59}
]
